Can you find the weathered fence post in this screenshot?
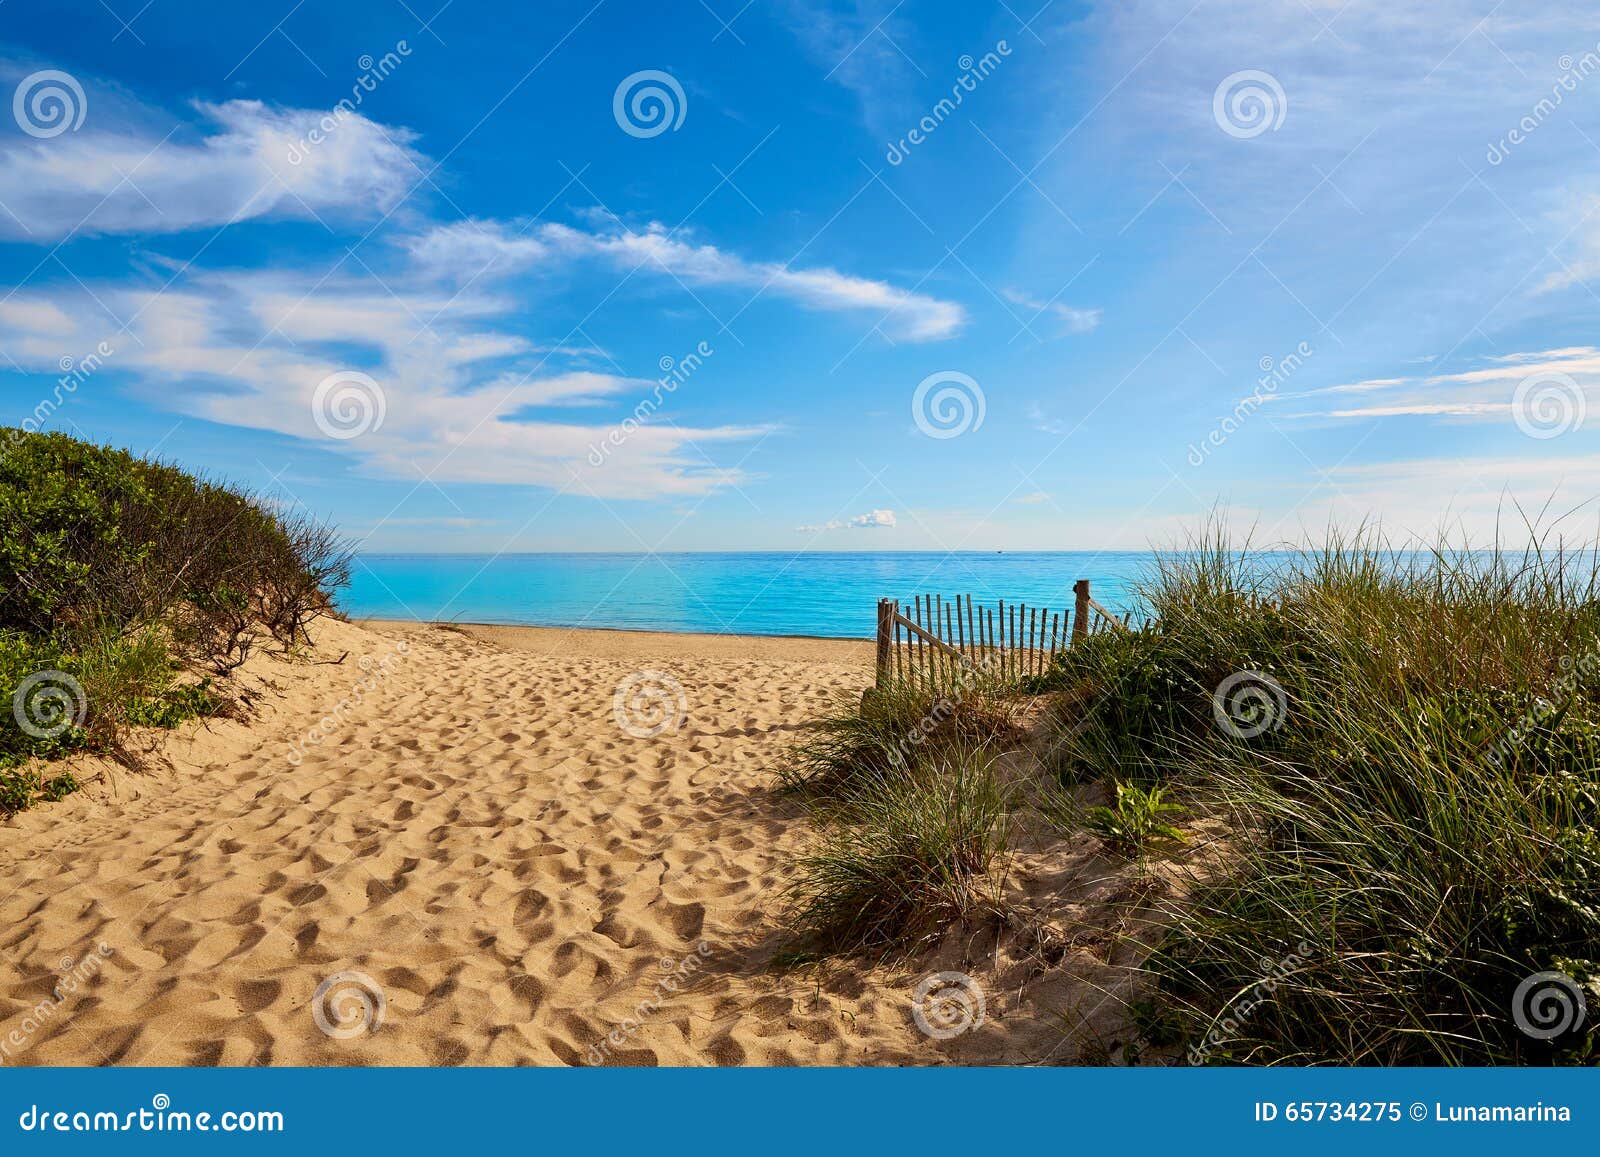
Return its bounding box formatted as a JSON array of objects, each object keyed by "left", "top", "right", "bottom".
[
  {"left": 1073, "top": 579, "right": 1091, "bottom": 642},
  {"left": 875, "top": 598, "right": 894, "bottom": 688}
]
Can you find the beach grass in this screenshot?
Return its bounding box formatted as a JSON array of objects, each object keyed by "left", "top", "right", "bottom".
[
  {"left": 778, "top": 524, "right": 1600, "bottom": 1064},
  {"left": 1043, "top": 526, "right": 1600, "bottom": 1064},
  {"left": 778, "top": 740, "right": 1014, "bottom": 961}
]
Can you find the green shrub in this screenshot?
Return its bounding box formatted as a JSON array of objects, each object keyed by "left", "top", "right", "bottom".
[{"left": 0, "top": 430, "right": 351, "bottom": 815}]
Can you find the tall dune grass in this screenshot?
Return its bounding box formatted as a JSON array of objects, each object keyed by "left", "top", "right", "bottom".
[{"left": 1052, "top": 528, "right": 1600, "bottom": 1064}]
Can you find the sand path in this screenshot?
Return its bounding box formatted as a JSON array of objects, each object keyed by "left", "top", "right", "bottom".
[{"left": 0, "top": 619, "right": 954, "bottom": 1065}]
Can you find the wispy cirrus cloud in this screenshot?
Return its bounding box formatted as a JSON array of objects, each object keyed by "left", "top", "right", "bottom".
[
  {"left": 778, "top": 0, "right": 923, "bottom": 135},
  {"left": 1002, "top": 289, "right": 1101, "bottom": 335},
  {"left": 407, "top": 217, "right": 966, "bottom": 341},
  {"left": 1283, "top": 347, "right": 1600, "bottom": 422},
  {"left": 0, "top": 98, "right": 423, "bottom": 241}
]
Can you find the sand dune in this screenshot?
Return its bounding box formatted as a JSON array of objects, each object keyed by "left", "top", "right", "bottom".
[
  {"left": 0, "top": 619, "right": 912, "bottom": 1064},
  {"left": 0, "top": 618, "right": 1154, "bottom": 1066}
]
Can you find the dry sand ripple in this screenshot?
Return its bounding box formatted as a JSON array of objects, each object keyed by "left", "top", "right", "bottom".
[{"left": 0, "top": 619, "right": 956, "bottom": 1065}]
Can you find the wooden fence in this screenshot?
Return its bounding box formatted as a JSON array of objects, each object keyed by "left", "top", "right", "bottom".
[{"left": 874, "top": 580, "right": 1126, "bottom": 688}]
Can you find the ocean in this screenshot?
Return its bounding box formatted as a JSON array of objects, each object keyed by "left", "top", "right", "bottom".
[{"left": 342, "top": 551, "right": 1159, "bottom": 639}]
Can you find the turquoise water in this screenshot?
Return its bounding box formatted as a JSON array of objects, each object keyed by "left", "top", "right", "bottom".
[{"left": 343, "top": 552, "right": 1157, "bottom": 639}]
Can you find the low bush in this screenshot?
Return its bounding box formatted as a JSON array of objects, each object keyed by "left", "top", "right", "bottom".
[{"left": 0, "top": 430, "right": 351, "bottom": 815}]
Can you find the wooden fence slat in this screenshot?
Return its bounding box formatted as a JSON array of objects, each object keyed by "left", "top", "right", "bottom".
[
  {"left": 870, "top": 581, "right": 1128, "bottom": 689},
  {"left": 912, "top": 596, "right": 923, "bottom": 688},
  {"left": 1034, "top": 605, "right": 1041, "bottom": 676},
  {"left": 943, "top": 600, "right": 955, "bottom": 681}
]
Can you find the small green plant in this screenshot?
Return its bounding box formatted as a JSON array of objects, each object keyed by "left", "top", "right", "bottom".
[
  {"left": 1083, "top": 780, "right": 1187, "bottom": 856},
  {"left": 0, "top": 767, "right": 80, "bottom": 816},
  {"left": 124, "top": 679, "right": 220, "bottom": 728}
]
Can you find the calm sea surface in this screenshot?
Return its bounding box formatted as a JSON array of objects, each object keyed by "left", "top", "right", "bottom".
[{"left": 344, "top": 552, "right": 1160, "bottom": 639}]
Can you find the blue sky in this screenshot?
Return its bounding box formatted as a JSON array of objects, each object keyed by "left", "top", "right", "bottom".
[{"left": 2, "top": 0, "right": 1599, "bottom": 551}]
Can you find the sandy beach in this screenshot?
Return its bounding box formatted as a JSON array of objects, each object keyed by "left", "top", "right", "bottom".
[{"left": 0, "top": 617, "right": 1129, "bottom": 1066}]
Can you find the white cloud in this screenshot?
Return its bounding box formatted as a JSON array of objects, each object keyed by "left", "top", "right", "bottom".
[
  {"left": 0, "top": 99, "right": 423, "bottom": 242},
  {"left": 778, "top": 0, "right": 921, "bottom": 135},
  {"left": 408, "top": 218, "right": 966, "bottom": 341},
  {"left": 1003, "top": 289, "right": 1101, "bottom": 335},
  {"left": 1025, "top": 402, "right": 1070, "bottom": 435},
  {"left": 797, "top": 508, "right": 896, "bottom": 531},
  {"left": 0, "top": 265, "right": 767, "bottom": 499}
]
